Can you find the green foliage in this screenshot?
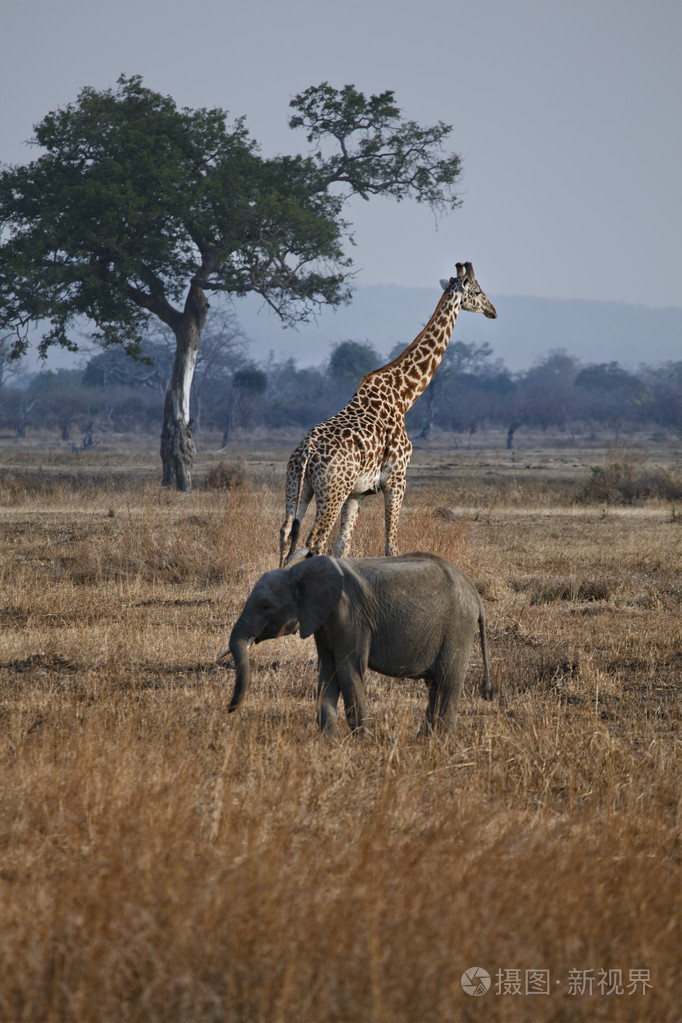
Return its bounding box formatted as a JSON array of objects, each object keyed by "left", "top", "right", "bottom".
[
  {"left": 290, "top": 83, "right": 462, "bottom": 208},
  {"left": 205, "top": 461, "right": 247, "bottom": 490},
  {"left": 447, "top": 340, "right": 497, "bottom": 374},
  {"left": 232, "top": 366, "right": 267, "bottom": 394},
  {"left": 328, "top": 339, "right": 381, "bottom": 388},
  {"left": 575, "top": 362, "right": 645, "bottom": 398},
  {"left": 0, "top": 75, "right": 463, "bottom": 360},
  {"left": 82, "top": 343, "right": 164, "bottom": 389},
  {"left": 578, "top": 443, "right": 682, "bottom": 504},
  {"left": 26, "top": 369, "right": 84, "bottom": 394},
  {"left": 1, "top": 75, "right": 242, "bottom": 351}
]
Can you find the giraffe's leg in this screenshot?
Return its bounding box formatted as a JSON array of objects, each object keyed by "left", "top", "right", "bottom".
[
  {"left": 305, "top": 491, "right": 348, "bottom": 558},
  {"left": 280, "top": 515, "right": 294, "bottom": 568},
  {"left": 333, "top": 494, "right": 365, "bottom": 558},
  {"left": 383, "top": 474, "right": 406, "bottom": 556}
]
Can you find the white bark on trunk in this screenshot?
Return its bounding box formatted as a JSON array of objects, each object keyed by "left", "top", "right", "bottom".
[{"left": 160, "top": 284, "right": 208, "bottom": 490}]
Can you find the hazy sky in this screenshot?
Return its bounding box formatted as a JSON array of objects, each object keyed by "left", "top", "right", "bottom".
[{"left": 1, "top": 0, "right": 681, "bottom": 310}]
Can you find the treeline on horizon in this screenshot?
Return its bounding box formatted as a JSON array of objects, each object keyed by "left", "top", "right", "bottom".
[{"left": 1, "top": 308, "right": 681, "bottom": 450}]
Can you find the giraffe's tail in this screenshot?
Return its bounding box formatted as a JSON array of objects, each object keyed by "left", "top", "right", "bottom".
[
  {"left": 280, "top": 436, "right": 315, "bottom": 566},
  {"left": 289, "top": 437, "right": 314, "bottom": 548}
]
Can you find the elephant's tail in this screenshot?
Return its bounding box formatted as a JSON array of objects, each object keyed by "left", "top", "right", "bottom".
[{"left": 479, "top": 609, "right": 493, "bottom": 700}]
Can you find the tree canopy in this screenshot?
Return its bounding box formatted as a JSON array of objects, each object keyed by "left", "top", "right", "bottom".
[
  {"left": 328, "top": 339, "right": 381, "bottom": 393},
  {"left": 0, "top": 74, "right": 464, "bottom": 487},
  {"left": 0, "top": 75, "right": 462, "bottom": 359}
]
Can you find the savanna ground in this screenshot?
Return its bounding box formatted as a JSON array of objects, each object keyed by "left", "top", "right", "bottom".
[{"left": 0, "top": 429, "right": 680, "bottom": 1023}]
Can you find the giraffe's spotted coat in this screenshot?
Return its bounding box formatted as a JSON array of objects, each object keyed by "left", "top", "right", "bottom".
[{"left": 279, "top": 263, "right": 497, "bottom": 566}]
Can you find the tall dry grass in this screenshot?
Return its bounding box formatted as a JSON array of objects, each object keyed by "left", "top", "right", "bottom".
[{"left": 0, "top": 449, "right": 680, "bottom": 1022}]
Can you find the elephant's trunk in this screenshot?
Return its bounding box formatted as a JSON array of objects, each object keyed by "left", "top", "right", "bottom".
[{"left": 228, "top": 633, "right": 252, "bottom": 713}]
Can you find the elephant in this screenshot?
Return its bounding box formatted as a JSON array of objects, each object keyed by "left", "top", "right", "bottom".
[{"left": 221, "top": 551, "right": 492, "bottom": 736}]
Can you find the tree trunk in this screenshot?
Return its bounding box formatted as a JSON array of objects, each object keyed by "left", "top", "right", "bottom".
[
  {"left": 418, "top": 387, "right": 436, "bottom": 440},
  {"left": 160, "top": 284, "right": 208, "bottom": 490},
  {"left": 17, "top": 398, "right": 30, "bottom": 438},
  {"left": 506, "top": 420, "right": 522, "bottom": 450},
  {"left": 219, "top": 391, "right": 240, "bottom": 450},
  {"left": 193, "top": 393, "right": 202, "bottom": 436},
  {"left": 220, "top": 412, "right": 231, "bottom": 450}
]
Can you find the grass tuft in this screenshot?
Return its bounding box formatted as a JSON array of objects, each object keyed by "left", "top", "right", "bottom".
[{"left": 577, "top": 441, "right": 682, "bottom": 505}]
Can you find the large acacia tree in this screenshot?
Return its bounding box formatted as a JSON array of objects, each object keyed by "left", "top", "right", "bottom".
[{"left": 0, "top": 75, "right": 462, "bottom": 488}]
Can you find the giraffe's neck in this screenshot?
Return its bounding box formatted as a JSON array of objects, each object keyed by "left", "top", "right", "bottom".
[{"left": 358, "top": 288, "right": 463, "bottom": 414}]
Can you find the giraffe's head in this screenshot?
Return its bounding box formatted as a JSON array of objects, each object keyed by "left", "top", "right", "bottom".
[{"left": 439, "top": 262, "right": 497, "bottom": 319}]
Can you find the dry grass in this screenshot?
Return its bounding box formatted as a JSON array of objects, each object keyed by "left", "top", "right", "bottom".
[{"left": 0, "top": 439, "right": 680, "bottom": 1022}]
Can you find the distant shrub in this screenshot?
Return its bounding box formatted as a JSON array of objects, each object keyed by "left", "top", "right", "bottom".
[
  {"left": 576, "top": 442, "right": 682, "bottom": 504},
  {"left": 512, "top": 575, "right": 615, "bottom": 604},
  {"left": 205, "top": 461, "right": 247, "bottom": 490}
]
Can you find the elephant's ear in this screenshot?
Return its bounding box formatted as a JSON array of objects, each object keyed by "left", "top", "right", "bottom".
[{"left": 291, "top": 556, "right": 344, "bottom": 638}]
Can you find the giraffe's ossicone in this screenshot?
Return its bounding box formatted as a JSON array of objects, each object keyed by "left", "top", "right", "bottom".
[{"left": 279, "top": 262, "right": 497, "bottom": 566}]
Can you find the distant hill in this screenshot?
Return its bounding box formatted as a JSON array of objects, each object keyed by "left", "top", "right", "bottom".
[
  {"left": 20, "top": 285, "right": 681, "bottom": 378},
  {"left": 236, "top": 285, "right": 682, "bottom": 372}
]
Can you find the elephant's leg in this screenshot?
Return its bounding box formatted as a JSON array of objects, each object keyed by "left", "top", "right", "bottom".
[
  {"left": 337, "top": 668, "right": 368, "bottom": 734},
  {"left": 438, "top": 644, "right": 472, "bottom": 730},
  {"left": 305, "top": 491, "right": 348, "bottom": 558},
  {"left": 434, "top": 675, "right": 461, "bottom": 733},
  {"left": 333, "top": 495, "right": 365, "bottom": 558},
  {"left": 316, "top": 648, "right": 341, "bottom": 734},
  {"left": 420, "top": 678, "right": 440, "bottom": 736},
  {"left": 421, "top": 659, "right": 466, "bottom": 736}
]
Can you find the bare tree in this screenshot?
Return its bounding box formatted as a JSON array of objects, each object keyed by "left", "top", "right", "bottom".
[{"left": 0, "top": 330, "right": 27, "bottom": 390}]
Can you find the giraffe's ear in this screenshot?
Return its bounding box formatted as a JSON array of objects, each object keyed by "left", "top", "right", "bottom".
[{"left": 439, "top": 278, "right": 451, "bottom": 290}]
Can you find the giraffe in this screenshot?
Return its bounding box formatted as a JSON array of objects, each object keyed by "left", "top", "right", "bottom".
[{"left": 279, "top": 262, "right": 497, "bottom": 566}]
